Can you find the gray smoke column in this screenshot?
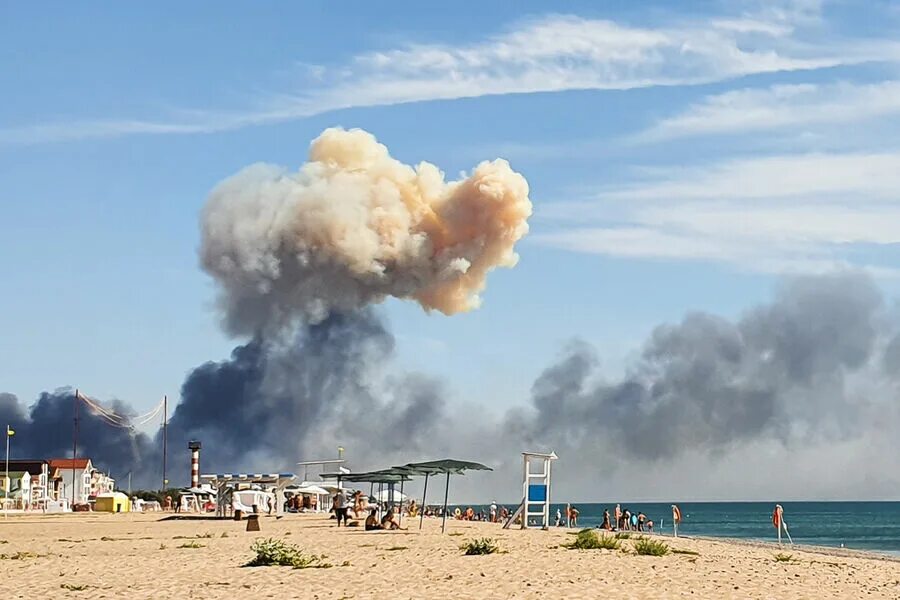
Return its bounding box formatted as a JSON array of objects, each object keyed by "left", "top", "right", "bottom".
[
  {"left": 162, "top": 310, "right": 445, "bottom": 476},
  {"left": 499, "top": 271, "right": 900, "bottom": 500},
  {"left": 201, "top": 127, "right": 533, "bottom": 335}
]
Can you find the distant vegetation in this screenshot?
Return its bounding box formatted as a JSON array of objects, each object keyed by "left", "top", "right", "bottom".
[
  {"left": 774, "top": 553, "right": 794, "bottom": 563},
  {"left": 564, "top": 529, "right": 621, "bottom": 550},
  {"left": 246, "top": 538, "right": 331, "bottom": 568},
  {"left": 634, "top": 538, "right": 670, "bottom": 556},
  {"left": 460, "top": 538, "right": 502, "bottom": 555}
]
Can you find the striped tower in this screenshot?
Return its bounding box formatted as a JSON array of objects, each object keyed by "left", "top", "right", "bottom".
[{"left": 188, "top": 441, "right": 201, "bottom": 488}]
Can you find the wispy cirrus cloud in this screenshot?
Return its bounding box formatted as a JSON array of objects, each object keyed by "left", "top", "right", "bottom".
[
  {"left": 638, "top": 80, "right": 900, "bottom": 142},
  {"left": 3, "top": 8, "right": 898, "bottom": 146},
  {"left": 534, "top": 151, "right": 900, "bottom": 276}
]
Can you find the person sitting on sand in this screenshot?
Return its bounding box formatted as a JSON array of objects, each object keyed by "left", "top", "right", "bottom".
[
  {"left": 646, "top": 520, "right": 654, "bottom": 532},
  {"left": 381, "top": 509, "right": 404, "bottom": 530},
  {"left": 365, "top": 508, "right": 383, "bottom": 531},
  {"left": 601, "top": 509, "right": 612, "bottom": 530}
]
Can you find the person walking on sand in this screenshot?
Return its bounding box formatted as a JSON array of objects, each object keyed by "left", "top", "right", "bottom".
[
  {"left": 569, "top": 505, "right": 579, "bottom": 528},
  {"left": 332, "top": 489, "right": 348, "bottom": 527}
]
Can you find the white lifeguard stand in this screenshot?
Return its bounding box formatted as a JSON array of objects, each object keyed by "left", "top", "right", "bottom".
[{"left": 517, "top": 451, "right": 558, "bottom": 529}]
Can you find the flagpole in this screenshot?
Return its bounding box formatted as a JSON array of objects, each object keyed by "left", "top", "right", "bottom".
[
  {"left": 4, "top": 425, "right": 10, "bottom": 518},
  {"left": 72, "top": 389, "right": 78, "bottom": 509},
  {"left": 162, "top": 395, "right": 168, "bottom": 492}
]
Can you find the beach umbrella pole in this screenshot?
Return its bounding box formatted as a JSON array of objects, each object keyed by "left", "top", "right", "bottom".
[
  {"left": 398, "top": 480, "right": 404, "bottom": 528},
  {"left": 441, "top": 472, "right": 450, "bottom": 534},
  {"left": 419, "top": 473, "right": 429, "bottom": 530}
]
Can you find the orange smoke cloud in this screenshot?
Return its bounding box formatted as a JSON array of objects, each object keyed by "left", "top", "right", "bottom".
[{"left": 201, "top": 127, "right": 532, "bottom": 334}]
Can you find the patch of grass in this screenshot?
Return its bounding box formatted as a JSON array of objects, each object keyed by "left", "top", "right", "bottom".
[
  {"left": 774, "top": 553, "right": 794, "bottom": 563},
  {"left": 634, "top": 538, "right": 670, "bottom": 556},
  {"left": 385, "top": 546, "right": 408, "bottom": 551},
  {"left": 672, "top": 548, "right": 700, "bottom": 556},
  {"left": 245, "top": 538, "right": 331, "bottom": 569},
  {"left": 57, "top": 538, "right": 83, "bottom": 543},
  {"left": 0, "top": 540, "right": 8, "bottom": 544},
  {"left": 60, "top": 583, "right": 91, "bottom": 591},
  {"left": 159, "top": 543, "right": 167, "bottom": 550},
  {"left": 614, "top": 531, "right": 632, "bottom": 539},
  {"left": 220, "top": 532, "right": 229, "bottom": 538},
  {"left": 197, "top": 532, "right": 215, "bottom": 538},
  {"left": 448, "top": 532, "right": 464, "bottom": 537},
  {"left": 178, "top": 541, "right": 206, "bottom": 549},
  {"left": 564, "top": 529, "right": 621, "bottom": 550},
  {"left": 460, "top": 538, "right": 501, "bottom": 556}
]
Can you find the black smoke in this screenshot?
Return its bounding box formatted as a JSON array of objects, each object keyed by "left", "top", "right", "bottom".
[
  {"left": 0, "top": 389, "right": 155, "bottom": 482},
  {"left": 2, "top": 271, "right": 899, "bottom": 499},
  {"left": 162, "top": 309, "right": 445, "bottom": 479}
]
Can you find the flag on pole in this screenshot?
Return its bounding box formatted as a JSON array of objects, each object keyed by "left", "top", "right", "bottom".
[{"left": 5, "top": 425, "right": 13, "bottom": 437}]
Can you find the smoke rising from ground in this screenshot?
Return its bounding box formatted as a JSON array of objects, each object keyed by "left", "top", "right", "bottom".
[
  {"left": 4, "top": 271, "right": 899, "bottom": 499},
  {"left": 201, "top": 127, "right": 532, "bottom": 335},
  {"left": 2, "top": 127, "right": 897, "bottom": 499}
]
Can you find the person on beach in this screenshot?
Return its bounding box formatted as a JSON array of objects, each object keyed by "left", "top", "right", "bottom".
[
  {"left": 408, "top": 499, "right": 418, "bottom": 517},
  {"left": 637, "top": 512, "right": 646, "bottom": 532},
  {"left": 646, "top": 520, "right": 654, "bottom": 532},
  {"left": 490, "top": 501, "right": 497, "bottom": 523},
  {"left": 569, "top": 506, "right": 579, "bottom": 527},
  {"left": 601, "top": 509, "right": 612, "bottom": 530},
  {"left": 555, "top": 508, "right": 562, "bottom": 527},
  {"left": 332, "top": 490, "right": 348, "bottom": 526},
  {"left": 631, "top": 512, "right": 638, "bottom": 530},
  {"left": 615, "top": 504, "right": 622, "bottom": 530},
  {"left": 382, "top": 509, "right": 404, "bottom": 530},
  {"left": 365, "top": 508, "right": 382, "bottom": 530},
  {"left": 623, "top": 508, "right": 631, "bottom": 530}
]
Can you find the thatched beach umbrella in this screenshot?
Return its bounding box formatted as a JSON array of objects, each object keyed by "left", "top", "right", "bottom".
[{"left": 399, "top": 459, "right": 492, "bottom": 533}]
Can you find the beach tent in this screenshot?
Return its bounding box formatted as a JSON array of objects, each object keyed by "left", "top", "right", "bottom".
[
  {"left": 94, "top": 492, "right": 130, "bottom": 513},
  {"left": 399, "top": 459, "right": 493, "bottom": 533},
  {"left": 374, "top": 489, "right": 407, "bottom": 502}
]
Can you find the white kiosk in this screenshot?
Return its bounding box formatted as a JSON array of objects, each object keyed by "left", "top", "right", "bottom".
[{"left": 508, "top": 451, "right": 558, "bottom": 529}]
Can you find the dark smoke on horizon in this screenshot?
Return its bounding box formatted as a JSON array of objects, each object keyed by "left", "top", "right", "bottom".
[{"left": 3, "top": 271, "right": 899, "bottom": 498}]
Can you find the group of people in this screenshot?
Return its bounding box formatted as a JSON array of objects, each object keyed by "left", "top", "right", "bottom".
[
  {"left": 331, "top": 489, "right": 406, "bottom": 531},
  {"left": 601, "top": 504, "right": 653, "bottom": 532}
]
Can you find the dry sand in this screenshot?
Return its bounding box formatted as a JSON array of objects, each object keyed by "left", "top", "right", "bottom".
[{"left": 1, "top": 512, "right": 899, "bottom": 599}]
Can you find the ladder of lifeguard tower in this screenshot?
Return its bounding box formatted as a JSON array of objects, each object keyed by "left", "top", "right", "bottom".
[{"left": 520, "top": 451, "right": 557, "bottom": 529}]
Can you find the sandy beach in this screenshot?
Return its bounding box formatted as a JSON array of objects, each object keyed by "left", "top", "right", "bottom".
[{"left": 1, "top": 512, "right": 898, "bottom": 599}]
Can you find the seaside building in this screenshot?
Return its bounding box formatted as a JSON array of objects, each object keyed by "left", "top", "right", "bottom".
[
  {"left": 5, "top": 459, "right": 50, "bottom": 507},
  {"left": 48, "top": 458, "right": 94, "bottom": 505},
  {"left": 1, "top": 470, "right": 32, "bottom": 509}
]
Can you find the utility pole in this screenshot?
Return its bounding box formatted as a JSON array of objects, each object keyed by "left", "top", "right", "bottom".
[
  {"left": 72, "top": 389, "right": 79, "bottom": 508},
  {"left": 162, "top": 395, "right": 168, "bottom": 492}
]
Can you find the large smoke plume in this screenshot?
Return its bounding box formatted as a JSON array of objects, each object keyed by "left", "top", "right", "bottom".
[
  {"left": 202, "top": 127, "right": 532, "bottom": 334},
  {"left": 3, "top": 129, "right": 898, "bottom": 500}
]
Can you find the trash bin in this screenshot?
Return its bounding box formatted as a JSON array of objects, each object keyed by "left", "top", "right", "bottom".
[{"left": 234, "top": 509, "right": 243, "bottom": 521}]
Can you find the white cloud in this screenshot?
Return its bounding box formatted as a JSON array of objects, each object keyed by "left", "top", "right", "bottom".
[
  {"left": 534, "top": 151, "right": 900, "bottom": 276},
  {"left": 3, "top": 9, "right": 898, "bottom": 145},
  {"left": 640, "top": 80, "right": 900, "bottom": 141}
]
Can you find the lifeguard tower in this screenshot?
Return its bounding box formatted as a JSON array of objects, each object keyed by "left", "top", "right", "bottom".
[{"left": 505, "top": 451, "right": 558, "bottom": 529}]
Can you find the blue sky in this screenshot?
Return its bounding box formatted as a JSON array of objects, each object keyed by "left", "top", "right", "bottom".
[{"left": 3, "top": 0, "right": 900, "bottom": 418}]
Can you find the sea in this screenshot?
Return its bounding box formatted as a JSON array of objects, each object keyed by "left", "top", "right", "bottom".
[{"left": 459, "top": 501, "right": 900, "bottom": 556}]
